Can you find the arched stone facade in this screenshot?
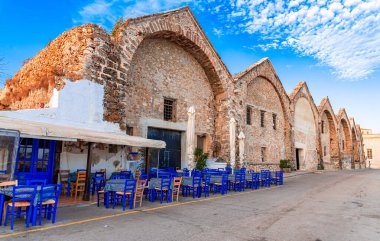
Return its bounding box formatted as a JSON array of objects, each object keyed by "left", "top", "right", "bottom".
[
  {"left": 0, "top": 6, "right": 368, "bottom": 172},
  {"left": 234, "top": 58, "right": 292, "bottom": 171},
  {"left": 290, "top": 82, "right": 320, "bottom": 171},
  {"left": 337, "top": 109, "right": 353, "bottom": 169},
  {"left": 318, "top": 97, "right": 340, "bottom": 170},
  {"left": 350, "top": 118, "right": 363, "bottom": 168},
  {"left": 83, "top": 7, "right": 237, "bottom": 163},
  {"left": 355, "top": 124, "right": 366, "bottom": 166}
]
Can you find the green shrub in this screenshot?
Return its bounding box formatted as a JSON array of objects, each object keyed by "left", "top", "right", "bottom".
[
  {"left": 280, "top": 159, "right": 291, "bottom": 169},
  {"left": 195, "top": 148, "right": 208, "bottom": 170}
]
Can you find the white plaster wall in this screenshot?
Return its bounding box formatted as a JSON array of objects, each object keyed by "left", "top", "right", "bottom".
[
  {"left": 0, "top": 79, "right": 121, "bottom": 133},
  {"left": 363, "top": 135, "right": 380, "bottom": 169}
]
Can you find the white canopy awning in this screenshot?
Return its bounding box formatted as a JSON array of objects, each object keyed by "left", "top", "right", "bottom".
[{"left": 0, "top": 116, "right": 165, "bottom": 149}]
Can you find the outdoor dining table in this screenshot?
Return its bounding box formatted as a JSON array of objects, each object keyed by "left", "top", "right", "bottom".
[
  {"left": 147, "top": 177, "right": 193, "bottom": 202},
  {"left": 103, "top": 179, "right": 126, "bottom": 208},
  {"left": 0, "top": 186, "right": 41, "bottom": 226}
]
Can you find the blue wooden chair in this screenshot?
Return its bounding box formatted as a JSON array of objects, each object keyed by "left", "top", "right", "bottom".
[
  {"left": 183, "top": 176, "right": 202, "bottom": 198},
  {"left": 272, "top": 171, "right": 283, "bottom": 185},
  {"left": 113, "top": 179, "right": 136, "bottom": 211},
  {"left": 4, "top": 185, "right": 37, "bottom": 230},
  {"left": 158, "top": 173, "right": 170, "bottom": 179},
  {"left": 37, "top": 184, "right": 61, "bottom": 225},
  {"left": 228, "top": 173, "right": 240, "bottom": 191},
  {"left": 155, "top": 178, "right": 171, "bottom": 203},
  {"left": 120, "top": 171, "right": 132, "bottom": 179},
  {"left": 247, "top": 172, "right": 260, "bottom": 189},
  {"left": 260, "top": 170, "right": 271, "bottom": 187},
  {"left": 203, "top": 174, "right": 211, "bottom": 198},
  {"left": 92, "top": 172, "right": 105, "bottom": 195},
  {"left": 240, "top": 172, "right": 246, "bottom": 191},
  {"left": 182, "top": 168, "right": 189, "bottom": 177},
  {"left": 139, "top": 174, "right": 148, "bottom": 180},
  {"left": 213, "top": 174, "right": 228, "bottom": 195},
  {"left": 26, "top": 179, "right": 46, "bottom": 185}
]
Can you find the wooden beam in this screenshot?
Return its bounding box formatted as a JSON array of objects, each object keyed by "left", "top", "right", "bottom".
[{"left": 83, "top": 142, "right": 93, "bottom": 201}]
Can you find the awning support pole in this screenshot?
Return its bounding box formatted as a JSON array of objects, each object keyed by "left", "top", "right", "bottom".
[{"left": 83, "top": 142, "right": 93, "bottom": 201}]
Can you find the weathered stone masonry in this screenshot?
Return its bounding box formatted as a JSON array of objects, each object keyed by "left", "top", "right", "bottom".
[{"left": 0, "top": 7, "right": 365, "bottom": 170}]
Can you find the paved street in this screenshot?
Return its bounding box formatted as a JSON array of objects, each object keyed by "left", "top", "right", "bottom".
[{"left": 2, "top": 169, "right": 380, "bottom": 241}]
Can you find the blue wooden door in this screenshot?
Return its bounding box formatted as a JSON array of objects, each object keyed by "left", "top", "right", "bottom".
[
  {"left": 15, "top": 138, "right": 56, "bottom": 184},
  {"left": 148, "top": 128, "right": 181, "bottom": 169}
]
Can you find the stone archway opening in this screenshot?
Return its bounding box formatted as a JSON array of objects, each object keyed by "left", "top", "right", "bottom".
[
  {"left": 293, "top": 97, "right": 317, "bottom": 170},
  {"left": 351, "top": 127, "right": 359, "bottom": 167},
  {"left": 340, "top": 118, "right": 352, "bottom": 169},
  {"left": 321, "top": 110, "right": 339, "bottom": 169}
]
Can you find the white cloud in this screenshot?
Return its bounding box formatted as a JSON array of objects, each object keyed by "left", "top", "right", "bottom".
[
  {"left": 223, "top": 0, "right": 380, "bottom": 80},
  {"left": 213, "top": 27, "right": 223, "bottom": 37}
]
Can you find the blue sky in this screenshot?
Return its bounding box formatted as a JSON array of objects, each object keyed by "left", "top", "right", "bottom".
[{"left": 0, "top": 0, "right": 379, "bottom": 131}]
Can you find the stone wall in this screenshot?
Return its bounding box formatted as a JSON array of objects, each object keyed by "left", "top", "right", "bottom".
[
  {"left": 243, "top": 77, "right": 286, "bottom": 164},
  {"left": 290, "top": 82, "right": 320, "bottom": 171},
  {"left": 0, "top": 24, "right": 103, "bottom": 110},
  {"left": 82, "top": 7, "right": 237, "bottom": 161},
  {"left": 234, "top": 59, "right": 292, "bottom": 171},
  {"left": 318, "top": 98, "right": 341, "bottom": 169},
  {"left": 337, "top": 109, "right": 353, "bottom": 169},
  {"left": 125, "top": 38, "right": 215, "bottom": 151}
]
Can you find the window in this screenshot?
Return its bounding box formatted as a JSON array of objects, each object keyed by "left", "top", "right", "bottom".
[
  {"left": 261, "top": 147, "right": 266, "bottom": 162},
  {"left": 272, "top": 113, "right": 277, "bottom": 130},
  {"left": 321, "top": 121, "right": 325, "bottom": 134},
  {"left": 342, "top": 141, "right": 345, "bottom": 150},
  {"left": 324, "top": 146, "right": 327, "bottom": 156},
  {"left": 246, "top": 106, "right": 252, "bottom": 125},
  {"left": 197, "top": 135, "right": 205, "bottom": 152},
  {"left": 126, "top": 126, "right": 133, "bottom": 136},
  {"left": 163, "top": 98, "right": 176, "bottom": 121},
  {"left": 367, "top": 149, "right": 373, "bottom": 159},
  {"left": 260, "top": 110, "right": 265, "bottom": 127}
]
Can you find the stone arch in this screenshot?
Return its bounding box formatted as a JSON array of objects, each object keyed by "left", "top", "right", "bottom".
[
  {"left": 105, "top": 7, "right": 235, "bottom": 160},
  {"left": 235, "top": 58, "right": 292, "bottom": 165},
  {"left": 350, "top": 118, "right": 361, "bottom": 168},
  {"left": 318, "top": 97, "right": 340, "bottom": 169},
  {"left": 115, "top": 7, "right": 232, "bottom": 97},
  {"left": 290, "top": 82, "right": 320, "bottom": 170},
  {"left": 337, "top": 108, "right": 353, "bottom": 169},
  {"left": 355, "top": 124, "right": 365, "bottom": 166}
]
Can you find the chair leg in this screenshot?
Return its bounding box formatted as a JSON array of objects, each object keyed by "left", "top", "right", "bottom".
[
  {"left": 4, "top": 205, "right": 9, "bottom": 227},
  {"left": 52, "top": 204, "right": 57, "bottom": 224},
  {"left": 10, "top": 206, "right": 15, "bottom": 230}
]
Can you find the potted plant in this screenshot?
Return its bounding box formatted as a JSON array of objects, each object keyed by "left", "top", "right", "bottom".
[
  {"left": 280, "top": 160, "right": 291, "bottom": 173},
  {"left": 194, "top": 148, "right": 208, "bottom": 171}
]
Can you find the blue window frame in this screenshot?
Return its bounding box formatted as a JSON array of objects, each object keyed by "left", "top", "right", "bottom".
[{"left": 15, "top": 138, "right": 56, "bottom": 184}]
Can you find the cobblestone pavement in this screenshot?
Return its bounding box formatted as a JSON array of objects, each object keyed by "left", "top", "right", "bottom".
[{"left": 2, "top": 169, "right": 380, "bottom": 241}]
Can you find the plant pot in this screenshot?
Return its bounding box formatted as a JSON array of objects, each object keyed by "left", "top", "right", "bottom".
[{"left": 282, "top": 167, "right": 291, "bottom": 173}]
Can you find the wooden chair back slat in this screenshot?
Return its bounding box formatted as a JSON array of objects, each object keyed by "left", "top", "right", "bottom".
[{"left": 0, "top": 180, "right": 17, "bottom": 187}]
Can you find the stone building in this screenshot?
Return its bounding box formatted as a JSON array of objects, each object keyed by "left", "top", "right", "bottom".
[
  {"left": 336, "top": 108, "right": 354, "bottom": 169},
  {"left": 234, "top": 59, "right": 292, "bottom": 171},
  {"left": 0, "top": 7, "right": 366, "bottom": 177},
  {"left": 289, "top": 82, "right": 320, "bottom": 171}
]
